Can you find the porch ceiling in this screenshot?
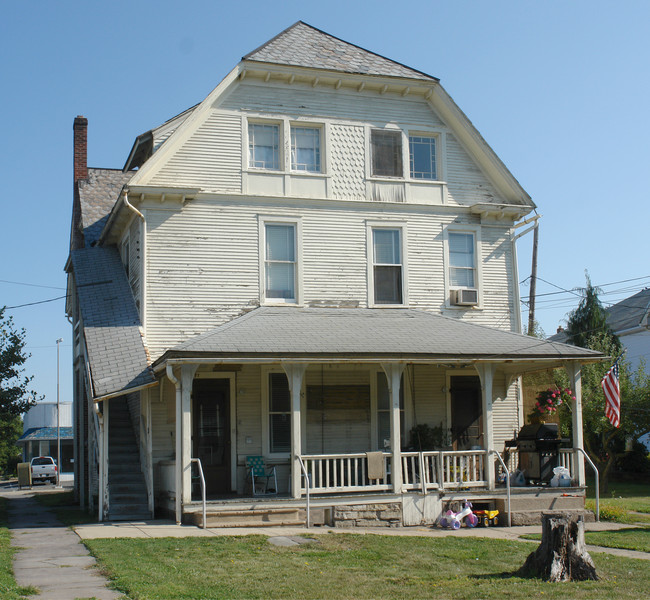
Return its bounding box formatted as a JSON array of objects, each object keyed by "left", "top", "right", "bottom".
[{"left": 155, "top": 307, "right": 602, "bottom": 373}]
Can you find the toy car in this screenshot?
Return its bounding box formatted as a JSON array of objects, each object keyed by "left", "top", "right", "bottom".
[{"left": 474, "top": 509, "right": 499, "bottom": 527}]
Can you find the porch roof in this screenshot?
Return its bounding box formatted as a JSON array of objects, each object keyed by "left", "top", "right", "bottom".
[{"left": 157, "top": 307, "right": 602, "bottom": 371}]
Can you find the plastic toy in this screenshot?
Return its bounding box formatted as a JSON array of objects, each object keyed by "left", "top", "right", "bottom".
[
  {"left": 439, "top": 500, "right": 478, "bottom": 529},
  {"left": 474, "top": 509, "right": 499, "bottom": 527}
]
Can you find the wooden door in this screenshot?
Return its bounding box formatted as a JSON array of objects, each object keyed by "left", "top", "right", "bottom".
[
  {"left": 450, "top": 376, "right": 483, "bottom": 450},
  {"left": 192, "top": 379, "right": 231, "bottom": 497}
]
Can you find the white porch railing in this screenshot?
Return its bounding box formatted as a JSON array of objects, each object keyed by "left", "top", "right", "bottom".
[
  {"left": 300, "top": 453, "right": 392, "bottom": 493},
  {"left": 299, "top": 450, "right": 488, "bottom": 494}
]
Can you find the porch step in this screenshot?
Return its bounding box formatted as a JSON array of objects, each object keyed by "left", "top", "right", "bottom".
[{"left": 185, "top": 507, "right": 305, "bottom": 528}]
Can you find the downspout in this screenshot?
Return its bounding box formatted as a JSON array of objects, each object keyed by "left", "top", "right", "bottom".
[
  {"left": 166, "top": 364, "right": 182, "bottom": 525},
  {"left": 92, "top": 400, "right": 106, "bottom": 521},
  {"left": 123, "top": 189, "right": 145, "bottom": 221}
]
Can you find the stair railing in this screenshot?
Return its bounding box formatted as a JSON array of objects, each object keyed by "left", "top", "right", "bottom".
[
  {"left": 191, "top": 458, "right": 207, "bottom": 529},
  {"left": 576, "top": 448, "right": 599, "bottom": 522},
  {"left": 489, "top": 450, "right": 511, "bottom": 527},
  {"left": 298, "top": 456, "right": 310, "bottom": 528}
]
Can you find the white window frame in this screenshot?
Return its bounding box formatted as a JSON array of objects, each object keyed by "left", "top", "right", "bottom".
[
  {"left": 443, "top": 225, "right": 482, "bottom": 309},
  {"left": 290, "top": 123, "right": 323, "bottom": 173},
  {"left": 366, "top": 221, "right": 408, "bottom": 307},
  {"left": 368, "top": 127, "right": 406, "bottom": 179},
  {"left": 259, "top": 216, "right": 302, "bottom": 305},
  {"left": 247, "top": 120, "right": 282, "bottom": 171},
  {"left": 408, "top": 132, "right": 440, "bottom": 181},
  {"left": 261, "top": 367, "right": 306, "bottom": 459}
]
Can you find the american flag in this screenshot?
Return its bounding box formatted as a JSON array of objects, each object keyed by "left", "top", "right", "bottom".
[{"left": 601, "top": 361, "right": 621, "bottom": 428}]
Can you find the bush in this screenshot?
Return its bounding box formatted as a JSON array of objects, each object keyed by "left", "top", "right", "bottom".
[{"left": 616, "top": 441, "right": 650, "bottom": 474}]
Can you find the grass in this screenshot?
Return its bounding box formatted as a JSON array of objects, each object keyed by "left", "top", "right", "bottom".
[
  {"left": 586, "top": 479, "right": 650, "bottom": 523},
  {"left": 84, "top": 533, "right": 650, "bottom": 600},
  {"left": 32, "top": 489, "right": 97, "bottom": 527},
  {"left": 0, "top": 497, "right": 38, "bottom": 599}
]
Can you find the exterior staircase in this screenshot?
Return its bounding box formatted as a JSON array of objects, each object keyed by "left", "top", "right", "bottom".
[
  {"left": 107, "top": 396, "right": 151, "bottom": 521},
  {"left": 495, "top": 488, "right": 595, "bottom": 525}
]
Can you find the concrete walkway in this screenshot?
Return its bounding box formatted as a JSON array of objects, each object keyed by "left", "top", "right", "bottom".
[{"left": 1, "top": 484, "right": 121, "bottom": 600}]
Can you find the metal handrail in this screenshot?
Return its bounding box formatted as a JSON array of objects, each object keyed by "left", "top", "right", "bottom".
[
  {"left": 297, "top": 456, "right": 310, "bottom": 528},
  {"left": 490, "top": 450, "right": 511, "bottom": 527},
  {"left": 576, "top": 448, "right": 599, "bottom": 522},
  {"left": 190, "top": 458, "right": 206, "bottom": 529}
]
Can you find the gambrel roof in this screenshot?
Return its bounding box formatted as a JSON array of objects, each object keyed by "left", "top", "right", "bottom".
[
  {"left": 77, "top": 168, "right": 132, "bottom": 247},
  {"left": 244, "top": 21, "right": 437, "bottom": 81},
  {"left": 71, "top": 247, "right": 155, "bottom": 399}
]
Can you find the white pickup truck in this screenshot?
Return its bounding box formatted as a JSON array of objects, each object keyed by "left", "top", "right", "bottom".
[{"left": 30, "top": 456, "right": 57, "bottom": 484}]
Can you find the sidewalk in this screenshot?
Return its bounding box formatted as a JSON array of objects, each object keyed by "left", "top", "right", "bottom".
[{"left": 0, "top": 484, "right": 121, "bottom": 600}]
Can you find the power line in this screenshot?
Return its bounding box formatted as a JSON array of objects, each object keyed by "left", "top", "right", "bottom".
[
  {"left": 5, "top": 295, "right": 68, "bottom": 309},
  {"left": 0, "top": 279, "right": 66, "bottom": 290}
]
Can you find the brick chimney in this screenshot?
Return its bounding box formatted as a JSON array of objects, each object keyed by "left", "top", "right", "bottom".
[{"left": 73, "top": 116, "right": 88, "bottom": 182}]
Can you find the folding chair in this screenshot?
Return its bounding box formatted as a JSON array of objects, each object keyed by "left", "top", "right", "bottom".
[{"left": 246, "top": 456, "right": 278, "bottom": 495}]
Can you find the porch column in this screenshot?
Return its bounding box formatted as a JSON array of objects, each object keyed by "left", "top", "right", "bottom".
[
  {"left": 381, "top": 363, "right": 405, "bottom": 494},
  {"left": 181, "top": 365, "right": 198, "bottom": 506},
  {"left": 282, "top": 363, "right": 307, "bottom": 499},
  {"left": 475, "top": 363, "right": 496, "bottom": 490},
  {"left": 566, "top": 362, "right": 586, "bottom": 486}
]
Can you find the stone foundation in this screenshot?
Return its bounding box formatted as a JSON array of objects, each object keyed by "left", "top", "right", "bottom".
[{"left": 333, "top": 502, "right": 402, "bottom": 527}]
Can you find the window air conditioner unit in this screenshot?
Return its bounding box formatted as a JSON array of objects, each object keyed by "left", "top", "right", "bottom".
[{"left": 451, "top": 288, "right": 478, "bottom": 306}]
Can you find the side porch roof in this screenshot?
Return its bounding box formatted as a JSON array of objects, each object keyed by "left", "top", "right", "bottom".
[{"left": 155, "top": 307, "right": 602, "bottom": 375}]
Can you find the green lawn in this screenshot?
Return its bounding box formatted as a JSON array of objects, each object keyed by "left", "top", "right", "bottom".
[
  {"left": 0, "top": 497, "right": 38, "bottom": 600},
  {"left": 84, "top": 533, "right": 650, "bottom": 600},
  {"left": 586, "top": 479, "right": 650, "bottom": 523}
]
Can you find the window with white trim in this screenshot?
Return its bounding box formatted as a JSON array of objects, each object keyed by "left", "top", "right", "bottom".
[
  {"left": 377, "top": 372, "right": 405, "bottom": 450},
  {"left": 248, "top": 122, "right": 281, "bottom": 170},
  {"left": 291, "top": 125, "right": 321, "bottom": 172},
  {"left": 264, "top": 222, "right": 297, "bottom": 302},
  {"left": 371, "top": 130, "right": 403, "bottom": 178},
  {"left": 268, "top": 372, "right": 291, "bottom": 453},
  {"left": 409, "top": 134, "right": 437, "bottom": 180},
  {"left": 448, "top": 232, "right": 476, "bottom": 289},
  {"left": 372, "top": 228, "right": 403, "bottom": 305}
]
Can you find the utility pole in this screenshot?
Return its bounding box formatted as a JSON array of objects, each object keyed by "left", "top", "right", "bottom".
[
  {"left": 56, "top": 338, "right": 63, "bottom": 488},
  {"left": 527, "top": 224, "right": 539, "bottom": 336}
]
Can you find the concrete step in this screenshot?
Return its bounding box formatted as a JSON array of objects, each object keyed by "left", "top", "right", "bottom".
[
  {"left": 185, "top": 507, "right": 305, "bottom": 528},
  {"left": 497, "top": 493, "right": 584, "bottom": 512}
]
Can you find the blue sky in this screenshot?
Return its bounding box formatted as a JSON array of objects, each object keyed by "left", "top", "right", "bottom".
[{"left": 2, "top": 0, "right": 649, "bottom": 405}]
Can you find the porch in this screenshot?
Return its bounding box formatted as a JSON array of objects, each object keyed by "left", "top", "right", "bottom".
[{"left": 170, "top": 448, "right": 589, "bottom": 528}]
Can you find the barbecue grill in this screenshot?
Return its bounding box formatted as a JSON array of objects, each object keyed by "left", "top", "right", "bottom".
[{"left": 513, "top": 423, "right": 567, "bottom": 484}]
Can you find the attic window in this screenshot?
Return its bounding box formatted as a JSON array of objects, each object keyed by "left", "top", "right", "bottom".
[
  {"left": 371, "top": 130, "right": 403, "bottom": 178},
  {"left": 249, "top": 123, "right": 280, "bottom": 170}
]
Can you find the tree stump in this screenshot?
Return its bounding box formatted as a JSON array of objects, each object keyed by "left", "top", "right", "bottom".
[{"left": 518, "top": 512, "right": 598, "bottom": 582}]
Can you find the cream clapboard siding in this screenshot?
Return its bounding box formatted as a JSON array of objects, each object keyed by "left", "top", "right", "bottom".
[
  {"left": 149, "top": 111, "right": 242, "bottom": 191},
  {"left": 144, "top": 81, "right": 504, "bottom": 207},
  {"left": 144, "top": 199, "right": 517, "bottom": 358},
  {"left": 492, "top": 375, "right": 521, "bottom": 453},
  {"left": 220, "top": 82, "right": 446, "bottom": 128},
  {"left": 445, "top": 134, "right": 501, "bottom": 205}
]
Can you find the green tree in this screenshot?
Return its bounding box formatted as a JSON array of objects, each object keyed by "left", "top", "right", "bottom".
[
  {"left": 0, "top": 307, "right": 41, "bottom": 475},
  {"left": 556, "top": 275, "right": 650, "bottom": 492},
  {"left": 565, "top": 271, "right": 620, "bottom": 350}
]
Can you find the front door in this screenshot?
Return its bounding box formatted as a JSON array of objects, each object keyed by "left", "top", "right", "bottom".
[
  {"left": 192, "top": 379, "right": 231, "bottom": 497},
  {"left": 450, "top": 376, "right": 482, "bottom": 450}
]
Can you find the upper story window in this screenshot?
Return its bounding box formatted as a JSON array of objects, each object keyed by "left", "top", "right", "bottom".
[
  {"left": 249, "top": 122, "right": 281, "bottom": 170},
  {"left": 291, "top": 126, "right": 321, "bottom": 172},
  {"left": 371, "top": 130, "right": 403, "bottom": 178},
  {"left": 448, "top": 232, "right": 476, "bottom": 288},
  {"left": 264, "top": 222, "right": 297, "bottom": 302},
  {"left": 372, "top": 228, "right": 403, "bottom": 305},
  {"left": 409, "top": 135, "right": 437, "bottom": 180}
]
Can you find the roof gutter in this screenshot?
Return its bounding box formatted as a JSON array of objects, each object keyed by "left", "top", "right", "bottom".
[{"left": 93, "top": 380, "right": 159, "bottom": 403}]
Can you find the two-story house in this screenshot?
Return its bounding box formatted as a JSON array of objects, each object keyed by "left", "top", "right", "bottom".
[{"left": 66, "top": 22, "right": 600, "bottom": 526}]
